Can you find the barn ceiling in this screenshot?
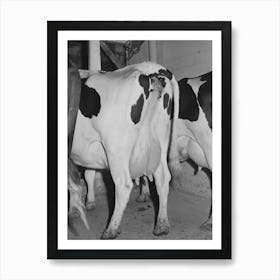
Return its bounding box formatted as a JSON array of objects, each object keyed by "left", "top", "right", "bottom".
[{"left": 68, "top": 40, "right": 144, "bottom": 71}]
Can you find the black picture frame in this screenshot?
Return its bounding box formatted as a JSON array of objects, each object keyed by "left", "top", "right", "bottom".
[{"left": 47, "top": 21, "right": 231, "bottom": 259}]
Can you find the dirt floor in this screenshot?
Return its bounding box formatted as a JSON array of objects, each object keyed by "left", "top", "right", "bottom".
[{"left": 68, "top": 161, "right": 212, "bottom": 240}]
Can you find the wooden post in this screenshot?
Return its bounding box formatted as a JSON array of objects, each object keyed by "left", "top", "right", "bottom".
[
  {"left": 88, "top": 41, "right": 101, "bottom": 71},
  {"left": 100, "top": 41, "right": 123, "bottom": 69},
  {"left": 148, "top": 41, "right": 157, "bottom": 62}
]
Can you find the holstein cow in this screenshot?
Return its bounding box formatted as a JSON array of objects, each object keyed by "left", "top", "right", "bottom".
[
  {"left": 172, "top": 71, "right": 212, "bottom": 230},
  {"left": 71, "top": 62, "right": 179, "bottom": 239},
  {"left": 68, "top": 157, "right": 89, "bottom": 230},
  {"left": 68, "top": 61, "right": 89, "bottom": 230},
  {"left": 140, "top": 72, "right": 212, "bottom": 230}
]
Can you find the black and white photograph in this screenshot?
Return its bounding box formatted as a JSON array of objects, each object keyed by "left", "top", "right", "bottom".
[
  {"left": 68, "top": 40, "right": 213, "bottom": 240},
  {"left": 3, "top": 0, "right": 280, "bottom": 278},
  {"left": 48, "top": 21, "right": 231, "bottom": 259}
]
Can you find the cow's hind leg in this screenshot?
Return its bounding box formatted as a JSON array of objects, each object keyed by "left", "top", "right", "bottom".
[
  {"left": 153, "top": 160, "right": 170, "bottom": 236},
  {"left": 84, "top": 169, "right": 96, "bottom": 210},
  {"left": 101, "top": 165, "right": 133, "bottom": 239},
  {"left": 200, "top": 170, "right": 212, "bottom": 231},
  {"left": 200, "top": 204, "right": 212, "bottom": 231}
]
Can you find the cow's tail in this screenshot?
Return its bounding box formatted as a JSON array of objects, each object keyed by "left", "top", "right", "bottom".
[{"left": 169, "top": 75, "right": 179, "bottom": 166}]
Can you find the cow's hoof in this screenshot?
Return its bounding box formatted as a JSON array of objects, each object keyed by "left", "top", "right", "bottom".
[
  {"left": 86, "top": 201, "right": 96, "bottom": 211},
  {"left": 153, "top": 220, "right": 170, "bottom": 236},
  {"left": 69, "top": 208, "right": 80, "bottom": 218},
  {"left": 100, "top": 228, "right": 121, "bottom": 240},
  {"left": 200, "top": 221, "right": 212, "bottom": 231},
  {"left": 136, "top": 193, "right": 150, "bottom": 203}
]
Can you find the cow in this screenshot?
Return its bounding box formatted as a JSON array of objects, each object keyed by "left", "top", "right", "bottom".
[
  {"left": 171, "top": 72, "right": 212, "bottom": 230},
  {"left": 138, "top": 72, "right": 212, "bottom": 230},
  {"left": 68, "top": 61, "right": 89, "bottom": 230},
  {"left": 71, "top": 62, "right": 179, "bottom": 239},
  {"left": 68, "top": 157, "right": 89, "bottom": 230}
]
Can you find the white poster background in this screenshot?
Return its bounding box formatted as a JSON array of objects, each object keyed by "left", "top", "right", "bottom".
[{"left": 0, "top": 0, "right": 279, "bottom": 280}]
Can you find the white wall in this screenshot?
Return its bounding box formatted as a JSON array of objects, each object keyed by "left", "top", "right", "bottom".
[{"left": 156, "top": 40, "right": 211, "bottom": 79}]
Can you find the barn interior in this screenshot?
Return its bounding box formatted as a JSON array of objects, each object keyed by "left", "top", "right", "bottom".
[{"left": 68, "top": 40, "right": 212, "bottom": 240}]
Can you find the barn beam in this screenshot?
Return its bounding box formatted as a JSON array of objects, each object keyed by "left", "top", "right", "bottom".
[
  {"left": 103, "top": 40, "right": 127, "bottom": 45},
  {"left": 88, "top": 41, "right": 101, "bottom": 71},
  {"left": 100, "top": 41, "right": 123, "bottom": 69},
  {"left": 78, "top": 69, "right": 100, "bottom": 79}
]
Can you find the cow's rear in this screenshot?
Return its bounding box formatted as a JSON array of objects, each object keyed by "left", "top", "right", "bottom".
[
  {"left": 71, "top": 62, "right": 179, "bottom": 239},
  {"left": 170, "top": 72, "right": 212, "bottom": 230}
]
